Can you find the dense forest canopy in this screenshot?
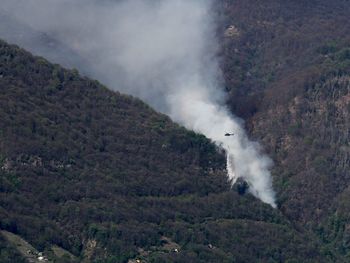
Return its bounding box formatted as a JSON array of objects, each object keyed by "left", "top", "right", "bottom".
[
  {"left": 0, "top": 0, "right": 350, "bottom": 262},
  {"left": 0, "top": 40, "right": 326, "bottom": 263}
]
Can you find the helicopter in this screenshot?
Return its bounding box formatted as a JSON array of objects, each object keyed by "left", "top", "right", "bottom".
[{"left": 224, "top": 132, "right": 234, "bottom": 136}]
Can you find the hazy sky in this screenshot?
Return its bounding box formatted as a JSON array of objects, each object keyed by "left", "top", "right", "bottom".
[{"left": 1, "top": 0, "right": 276, "bottom": 207}]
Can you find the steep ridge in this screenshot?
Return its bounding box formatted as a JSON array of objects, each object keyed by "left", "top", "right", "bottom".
[
  {"left": 0, "top": 41, "right": 328, "bottom": 262},
  {"left": 219, "top": 0, "right": 350, "bottom": 259}
]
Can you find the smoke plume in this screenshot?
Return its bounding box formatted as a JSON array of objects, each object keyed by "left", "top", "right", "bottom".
[{"left": 0, "top": 0, "right": 276, "bottom": 207}]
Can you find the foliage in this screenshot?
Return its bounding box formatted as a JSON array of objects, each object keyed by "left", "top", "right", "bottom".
[
  {"left": 217, "top": 0, "right": 350, "bottom": 260},
  {"left": 0, "top": 40, "right": 328, "bottom": 262},
  {"left": 0, "top": 234, "right": 27, "bottom": 263}
]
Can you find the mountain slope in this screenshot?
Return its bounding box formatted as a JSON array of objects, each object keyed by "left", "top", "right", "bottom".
[
  {"left": 0, "top": 40, "right": 329, "bottom": 262},
  {"left": 219, "top": 0, "right": 350, "bottom": 259}
]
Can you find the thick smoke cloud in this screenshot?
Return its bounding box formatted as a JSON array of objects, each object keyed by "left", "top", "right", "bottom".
[{"left": 1, "top": 0, "right": 276, "bottom": 207}]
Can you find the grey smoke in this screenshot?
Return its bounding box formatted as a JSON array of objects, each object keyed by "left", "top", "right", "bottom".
[{"left": 0, "top": 0, "right": 276, "bottom": 207}]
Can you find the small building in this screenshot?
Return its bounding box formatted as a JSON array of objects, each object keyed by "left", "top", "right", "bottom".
[{"left": 224, "top": 25, "right": 240, "bottom": 38}]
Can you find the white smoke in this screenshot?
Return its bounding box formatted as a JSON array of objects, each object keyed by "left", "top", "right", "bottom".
[{"left": 0, "top": 0, "right": 276, "bottom": 207}]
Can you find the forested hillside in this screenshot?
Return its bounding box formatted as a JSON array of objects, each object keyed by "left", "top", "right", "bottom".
[
  {"left": 1, "top": 0, "right": 350, "bottom": 262},
  {"left": 0, "top": 40, "right": 328, "bottom": 262},
  {"left": 219, "top": 0, "right": 350, "bottom": 260}
]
